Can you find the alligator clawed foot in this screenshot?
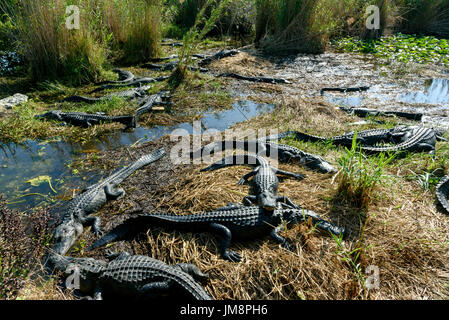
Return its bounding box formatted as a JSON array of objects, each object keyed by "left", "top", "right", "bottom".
[
  {"left": 237, "top": 178, "right": 248, "bottom": 186},
  {"left": 294, "top": 174, "right": 306, "bottom": 181},
  {"left": 223, "top": 251, "right": 242, "bottom": 263}
]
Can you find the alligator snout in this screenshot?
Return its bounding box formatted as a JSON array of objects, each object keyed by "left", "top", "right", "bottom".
[{"left": 258, "top": 192, "right": 277, "bottom": 211}]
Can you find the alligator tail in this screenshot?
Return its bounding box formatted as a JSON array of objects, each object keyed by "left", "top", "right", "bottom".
[
  {"left": 436, "top": 174, "right": 449, "bottom": 214},
  {"left": 87, "top": 214, "right": 168, "bottom": 251}
]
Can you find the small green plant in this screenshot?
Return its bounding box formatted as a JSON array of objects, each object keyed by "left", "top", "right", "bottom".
[{"left": 334, "top": 133, "right": 395, "bottom": 208}]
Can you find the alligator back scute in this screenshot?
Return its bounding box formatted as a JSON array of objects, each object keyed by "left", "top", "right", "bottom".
[{"left": 100, "top": 255, "right": 212, "bottom": 300}]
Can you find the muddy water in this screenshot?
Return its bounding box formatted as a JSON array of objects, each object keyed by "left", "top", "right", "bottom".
[
  {"left": 0, "top": 100, "right": 273, "bottom": 210},
  {"left": 272, "top": 52, "right": 449, "bottom": 129}
]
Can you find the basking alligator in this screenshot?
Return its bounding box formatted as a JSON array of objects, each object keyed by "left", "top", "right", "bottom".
[
  {"left": 90, "top": 76, "right": 169, "bottom": 94},
  {"left": 271, "top": 126, "right": 445, "bottom": 154},
  {"left": 35, "top": 110, "right": 136, "bottom": 128},
  {"left": 87, "top": 204, "right": 346, "bottom": 262},
  {"left": 219, "top": 72, "right": 292, "bottom": 84},
  {"left": 200, "top": 154, "right": 305, "bottom": 210},
  {"left": 49, "top": 251, "right": 212, "bottom": 300},
  {"left": 62, "top": 85, "right": 152, "bottom": 104},
  {"left": 191, "top": 139, "right": 336, "bottom": 173},
  {"left": 97, "top": 68, "right": 135, "bottom": 85},
  {"left": 143, "top": 61, "right": 208, "bottom": 73},
  {"left": 49, "top": 148, "right": 166, "bottom": 258},
  {"left": 339, "top": 106, "right": 423, "bottom": 121},
  {"left": 436, "top": 174, "right": 449, "bottom": 214},
  {"left": 320, "top": 86, "right": 369, "bottom": 95},
  {"left": 198, "top": 49, "right": 240, "bottom": 66},
  {"left": 135, "top": 91, "right": 172, "bottom": 123}
]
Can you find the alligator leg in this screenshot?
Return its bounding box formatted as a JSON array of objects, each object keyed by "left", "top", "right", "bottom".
[
  {"left": 209, "top": 223, "right": 241, "bottom": 262},
  {"left": 81, "top": 216, "right": 103, "bottom": 236},
  {"left": 270, "top": 225, "right": 293, "bottom": 250},
  {"left": 173, "top": 263, "right": 209, "bottom": 283},
  {"left": 140, "top": 281, "right": 173, "bottom": 297},
  {"left": 271, "top": 167, "right": 306, "bottom": 181},
  {"left": 237, "top": 168, "right": 258, "bottom": 185},
  {"left": 242, "top": 195, "right": 257, "bottom": 206},
  {"left": 276, "top": 196, "right": 301, "bottom": 209},
  {"left": 104, "top": 184, "right": 126, "bottom": 200}
]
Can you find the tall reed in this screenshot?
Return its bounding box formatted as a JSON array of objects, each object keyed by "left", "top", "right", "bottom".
[{"left": 1, "top": 0, "right": 107, "bottom": 84}]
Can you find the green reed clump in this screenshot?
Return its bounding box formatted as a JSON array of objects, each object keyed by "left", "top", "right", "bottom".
[
  {"left": 103, "top": 0, "right": 162, "bottom": 64},
  {"left": 1, "top": 0, "right": 107, "bottom": 85},
  {"left": 334, "top": 134, "right": 395, "bottom": 209}
]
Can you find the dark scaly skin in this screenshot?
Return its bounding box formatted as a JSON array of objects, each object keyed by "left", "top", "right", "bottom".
[
  {"left": 97, "top": 68, "right": 135, "bottom": 85},
  {"left": 219, "top": 72, "right": 292, "bottom": 84},
  {"left": 272, "top": 126, "right": 443, "bottom": 153},
  {"left": 339, "top": 106, "right": 423, "bottom": 121},
  {"left": 190, "top": 139, "right": 336, "bottom": 173},
  {"left": 90, "top": 76, "right": 169, "bottom": 94},
  {"left": 49, "top": 148, "right": 166, "bottom": 258},
  {"left": 62, "top": 86, "right": 152, "bottom": 104},
  {"left": 135, "top": 91, "right": 172, "bottom": 124},
  {"left": 320, "top": 86, "right": 369, "bottom": 95},
  {"left": 436, "top": 174, "right": 449, "bottom": 214},
  {"left": 49, "top": 252, "right": 212, "bottom": 300},
  {"left": 198, "top": 49, "right": 240, "bottom": 66},
  {"left": 200, "top": 154, "right": 305, "bottom": 210},
  {"left": 34, "top": 110, "right": 136, "bottom": 129},
  {"left": 87, "top": 204, "right": 346, "bottom": 262}
]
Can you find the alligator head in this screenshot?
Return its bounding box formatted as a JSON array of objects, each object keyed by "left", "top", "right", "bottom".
[
  {"left": 253, "top": 178, "right": 278, "bottom": 211},
  {"left": 34, "top": 110, "right": 63, "bottom": 120},
  {"left": 52, "top": 219, "right": 84, "bottom": 256},
  {"left": 301, "top": 154, "right": 337, "bottom": 173}
]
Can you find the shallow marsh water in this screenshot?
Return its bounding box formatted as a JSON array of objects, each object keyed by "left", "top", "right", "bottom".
[{"left": 0, "top": 100, "right": 273, "bottom": 210}]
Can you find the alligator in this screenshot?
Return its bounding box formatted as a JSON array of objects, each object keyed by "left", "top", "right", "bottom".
[
  {"left": 90, "top": 76, "right": 169, "bottom": 94},
  {"left": 269, "top": 126, "right": 445, "bottom": 153},
  {"left": 161, "top": 42, "right": 183, "bottom": 47},
  {"left": 135, "top": 91, "right": 172, "bottom": 123},
  {"left": 62, "top": 86, "right": 152, "bottom": 104},
  {"left": 320, "top": 86, "right": 369, "bottom": 95},
  {"left": 143, "top": 61, "right": 208, "bottom": 73},
  {"left": 35, "top": 110, "right": 136, "bottom": 128},
  {"left": 97, "top": 68, "right": 135, "bottom": 85},
  {"left": 148, "top": 54, "right": 179, "bottom": 62},
  {"left": 87, "top": 204, "right": 346, "bottom": 262},
  {"left": 339, "top": 106, "right": 423, "bottom": 121},
  {"left": 436, "top": 174, "right": 449, "bottom": 214},
  {"left": 198, "top": 49, "right": 240, "bottom": 66},
  {"left": 49, "top": 148, "right": 166, "bottom": 258},
  {"left": 190, "top": 139, "right": 336, "bottom": 173},
  {"left": 219, "top": 72, "right": 292, "bottom": 84},
  {"left": 200, "top": 154, "right": 306, "bottom": 210},
  {"left": 48, "top": 251, "right": 212, "bottom": 300}
]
